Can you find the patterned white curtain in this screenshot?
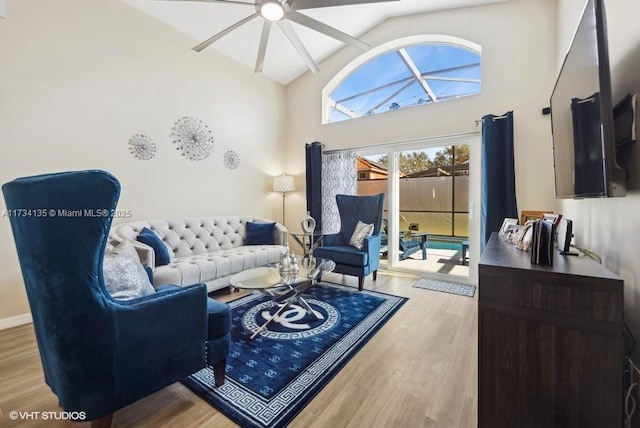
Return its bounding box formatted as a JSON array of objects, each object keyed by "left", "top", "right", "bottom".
[{"left": 322, "top": 151, "right": 357, "bottom": 233}]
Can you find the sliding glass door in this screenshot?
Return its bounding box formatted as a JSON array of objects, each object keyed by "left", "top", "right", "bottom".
[{"left": 356, "top": 134, "right": 480, "bottom": 283}]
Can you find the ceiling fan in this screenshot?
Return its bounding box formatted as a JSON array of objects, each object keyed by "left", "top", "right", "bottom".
[{"left": 154, "top": 0, "right": 399, "bottom": 74}]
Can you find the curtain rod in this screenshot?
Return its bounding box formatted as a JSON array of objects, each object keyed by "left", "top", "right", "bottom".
[
  {"left": 474, "top": 114, "right": 508, "bottom": 127},
  {"left": 322, "top": 130, "right": 480, "bottom": 154}
]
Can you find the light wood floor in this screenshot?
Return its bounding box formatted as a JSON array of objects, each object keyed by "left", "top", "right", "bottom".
[{"left": 0, "top": 271, "right": 478, "bottom": 427}]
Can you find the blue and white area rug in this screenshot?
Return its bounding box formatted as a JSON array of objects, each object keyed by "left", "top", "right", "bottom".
[
  {"left": 412, "top": 278, "right": 476, "bottom": 297},
  {"left": 182, "top": 282, "right": 407, "bottom": 428}
]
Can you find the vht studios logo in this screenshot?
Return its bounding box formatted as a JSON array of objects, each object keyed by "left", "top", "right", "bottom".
[{"left": 9, "top": 411, "right": 86, "bottom": 421}]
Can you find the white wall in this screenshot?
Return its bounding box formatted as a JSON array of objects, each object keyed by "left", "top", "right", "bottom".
[
  {"left": 284, "top": 0, "right": 559, "bottom": 239},
  {"left": 556, "top": 0, "right": 640, "bottom": 358},
  {"left": 0, "top": 0, "right": 286, "bottom": 322}
]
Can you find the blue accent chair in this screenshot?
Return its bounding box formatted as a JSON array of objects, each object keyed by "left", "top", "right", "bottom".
[
  {"left": 314, "top": 194, "right": 384, "bottom": 291},
  {"left": 2, "top": 170, "right": 230, "bottom": 427}
]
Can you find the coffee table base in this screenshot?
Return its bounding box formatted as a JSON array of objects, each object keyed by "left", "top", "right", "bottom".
[{"left": 250, "top": 279, "right": 317, "bottom": 340}]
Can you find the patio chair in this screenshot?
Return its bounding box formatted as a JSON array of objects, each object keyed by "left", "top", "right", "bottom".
[{"left": 380, "top": 220, "right": 427, "bottom": 261}]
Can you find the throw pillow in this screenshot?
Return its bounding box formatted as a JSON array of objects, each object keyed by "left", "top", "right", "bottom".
[
  {"left": 349, "top": 220, "right": 374, "bottom": 250},
  {"left": 245, "top": 221, "right": 276, "bottom": 245},
  {"left": 136, "top": 227, "right": 171, "bottom": 266},
  {"left": 103, "top": 241, "right": 156, "bottom": 300}
]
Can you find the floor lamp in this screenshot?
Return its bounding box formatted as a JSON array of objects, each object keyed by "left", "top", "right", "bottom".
[{"left": 273, "top": 174, "right": 294, "bottom": 225}]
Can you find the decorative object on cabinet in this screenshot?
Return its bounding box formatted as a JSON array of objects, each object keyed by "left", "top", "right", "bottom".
[
  {"left": 498, "top": 218, "right": 518, "bottom": 239},
  {"left": 128, "top": 134, "right": 157, "bottom": 160},
  {"left": 520, "top": 210, "right": 550, "bottom": 226},
  {"left": 514, "top": 220, "right": 535, "bottom": 251},
  {"left": 170, "top": 116, "right": 214, "bottom": 161}
]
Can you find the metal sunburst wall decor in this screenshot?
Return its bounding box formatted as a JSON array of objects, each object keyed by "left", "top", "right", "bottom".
[
  {"left": 128, "top": 134, "right": 157, "bottom": 160},
  {"left": 223, "top": 150, "right": 240, "bottom": 170},
  {"left": 170, "top": 116, "right": 214, "bottom": 161}
]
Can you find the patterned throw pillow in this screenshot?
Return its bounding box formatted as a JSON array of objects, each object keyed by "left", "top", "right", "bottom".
[
  {"left": 349, "top": 220, "right": 374, "bottom": 250},
  {"left": 103, "top": 241, "right": 156, "bottom": 300}
]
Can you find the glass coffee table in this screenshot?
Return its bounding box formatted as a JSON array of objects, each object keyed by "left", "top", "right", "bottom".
[
  {"left": 290, "top": 231, "right": 323, "bottom": 259},
  {"left": 229, "top": 257, "right": 335, "bottom": 339}
]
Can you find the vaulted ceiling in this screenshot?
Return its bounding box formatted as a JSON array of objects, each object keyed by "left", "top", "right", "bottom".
[{"left": 125, "top": 0, "right": 508, "bottom": 85}]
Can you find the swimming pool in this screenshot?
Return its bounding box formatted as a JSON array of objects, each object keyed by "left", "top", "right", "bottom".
[{"left": 427, "top": 240, "right": 465, "bottom": 251}]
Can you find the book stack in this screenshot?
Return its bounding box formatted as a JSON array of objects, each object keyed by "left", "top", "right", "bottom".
[{"left": 530, "top": 219, "right": 555, "bottom": 266}]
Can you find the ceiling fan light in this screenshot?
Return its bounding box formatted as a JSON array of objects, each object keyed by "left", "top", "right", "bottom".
[{"left": 261, "top": 1, "right": 284, "bottom": 21}]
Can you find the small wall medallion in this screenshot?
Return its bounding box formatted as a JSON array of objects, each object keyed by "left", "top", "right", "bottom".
[
  {"left": 223, "top": 150, "right": 240, "bottom": 170},
  {"left": 128, "top": 134, "right": 157, "bottom": 160}
]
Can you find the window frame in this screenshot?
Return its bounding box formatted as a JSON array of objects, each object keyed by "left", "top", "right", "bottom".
[{"left": 322, "top": 35, "right": 482, "bottom": 124}]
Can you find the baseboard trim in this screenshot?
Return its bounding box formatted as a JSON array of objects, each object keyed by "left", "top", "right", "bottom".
[{"left": 0, "top": 313, "right": 33, "bottom": 330}]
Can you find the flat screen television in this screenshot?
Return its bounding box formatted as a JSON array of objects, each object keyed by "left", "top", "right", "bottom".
[{"left": 550, "top": 0, "right": 626, "bottom": 198}]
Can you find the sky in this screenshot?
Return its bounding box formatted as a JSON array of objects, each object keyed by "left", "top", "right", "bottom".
[{"left": 330, "top": 43, "right": 481, "bottom": 122}]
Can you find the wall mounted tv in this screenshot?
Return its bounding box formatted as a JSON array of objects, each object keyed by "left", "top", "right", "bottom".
[{"left": 550, "top": 0, "right": 626, "bottom": 198}]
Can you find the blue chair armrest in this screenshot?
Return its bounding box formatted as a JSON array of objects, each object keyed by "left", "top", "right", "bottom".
[
  {"left": 363, "top": 234, "right": 382, "bottom": 271},
  {"left": 111, "top": 283, "right": 208, "bottom": 361},
  {"left": 363, "top": 234, "right": 381, "bottom": 255}
]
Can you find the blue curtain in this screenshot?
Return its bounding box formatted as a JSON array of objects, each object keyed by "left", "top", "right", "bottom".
[
  {"left": 481, "top": 111, "right": 518, "bottom": 249},
  {"left": 305, "top": 142, "right": 323, "bottom": 233},
  {"left": 571, "top": 93, "right": 605, "bottom": 196}
]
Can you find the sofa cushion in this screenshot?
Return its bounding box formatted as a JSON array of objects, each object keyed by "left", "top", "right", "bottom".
[
  {"left": 152, "top": 245, "right": 285, "bottom": 287},
  {"left": 137, "top": 227, "right": 171, "bottom": 266},
  {"left": 245, "top": 221, "right": 276, "bottom": 245}
]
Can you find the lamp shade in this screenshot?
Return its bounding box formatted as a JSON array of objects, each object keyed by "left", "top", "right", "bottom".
[{"left": 273, "top": 174, "right": 295, "bottom": 193}]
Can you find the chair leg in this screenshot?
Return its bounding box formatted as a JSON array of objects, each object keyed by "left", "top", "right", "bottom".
[
  {"left": 213, "top": 359, "right": 226, "bottom": 387},
  {"left": 91, "top": 413, "right": 113, "bottom": 428},
  {"left": 373, "top": 270, "right": 378, "bottom": 281},
  {"left": 358, "top": 276, "right": 364, "bottom": 291}
]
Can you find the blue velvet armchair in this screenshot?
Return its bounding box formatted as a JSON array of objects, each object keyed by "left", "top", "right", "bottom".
[
  {"left": 2, "top": 170, "right": 230, "bottom": 427},
  {"left": 314, "top": 194, "right": 384, "bottom": 291}
]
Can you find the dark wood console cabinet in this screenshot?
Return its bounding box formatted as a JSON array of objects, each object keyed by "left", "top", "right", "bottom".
[{"left": 479, "top": 233, "right": 624, "bottom": 428}]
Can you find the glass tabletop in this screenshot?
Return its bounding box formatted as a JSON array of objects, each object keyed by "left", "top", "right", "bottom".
[
  {"left": 289, "top": 231, "right": 324, "bottom": 238},
  {"left": 229, "top": 257, "right": 335, "bottom": 290}
]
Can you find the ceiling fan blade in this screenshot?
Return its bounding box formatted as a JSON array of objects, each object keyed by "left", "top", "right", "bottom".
[
  {"left": 151, "top": 0, "right": 254, "bottom": 6},
  {"left": 290, "top": 0, "right": 399, "bottom": 10},
  {"left": 192, "top": 12, "right": 261, "bottom": 52},
  {"left": 286, "top": 11, "right": 369, "bottom": 51},
  {"left": 255, "top": 20, "right": 272, "bottom": 73},
  {"left": 277, "top": 20, "right": 319, "bottom": 74}
]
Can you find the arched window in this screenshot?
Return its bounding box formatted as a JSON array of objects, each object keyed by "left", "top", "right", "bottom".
[{"left": 323, "top": 35, "right": 482, "bottom": 124}]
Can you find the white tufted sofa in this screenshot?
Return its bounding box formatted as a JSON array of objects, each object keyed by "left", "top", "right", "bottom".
[{"left": 110, "top": 216, "right": 287, "bottom": 292}]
